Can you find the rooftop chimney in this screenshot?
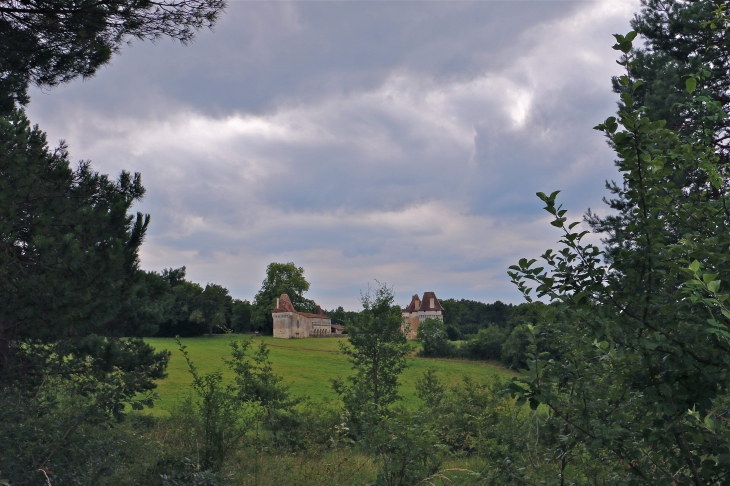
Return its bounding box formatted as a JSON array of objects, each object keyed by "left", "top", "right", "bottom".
[
  {"left": 430, "top": 297, "right": 434, "bottom": 308},
  {"left": 276, "top": 297, "right": 280, "bottom": 309}
]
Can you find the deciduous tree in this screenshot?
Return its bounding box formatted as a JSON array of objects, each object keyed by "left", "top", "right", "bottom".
[
  {"left": 251, "top": 262, "right": 316, "bottom": 333},
  {"left": 416, "top": 317, "right": 451, "bottom": 357},
  {"left": 509, "top": 29, "right": 730, "bottom": 484},
  {"left": 333, "top": 283, "right": 410, "bottom": 430}
]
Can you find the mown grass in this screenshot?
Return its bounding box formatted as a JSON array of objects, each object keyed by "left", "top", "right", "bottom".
[{"left": 144, "top": 335, "right": 517, "bottom": 416}]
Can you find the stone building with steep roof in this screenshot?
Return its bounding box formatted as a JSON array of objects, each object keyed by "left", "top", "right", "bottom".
[
  {"left": 402, "top": 291, "right": 444, "bottom": 340},
  {"left": 272, "top": 294, "right": 332, "bottom": 338}
]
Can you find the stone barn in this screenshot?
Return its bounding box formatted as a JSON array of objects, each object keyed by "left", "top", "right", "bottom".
[
  {"left": 401, "top": 291, "right": 444, "bottom": 340},
  {"left": 272, "top": 294, "right": 332, "bottom": 338}
]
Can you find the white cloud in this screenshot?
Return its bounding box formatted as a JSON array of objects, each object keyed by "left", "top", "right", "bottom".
[{"left": 26, "top": 0, "right": 640, "bottom": 309}]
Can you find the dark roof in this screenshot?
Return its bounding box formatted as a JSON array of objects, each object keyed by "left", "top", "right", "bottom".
[
  {"left": 404, "top": 294, "right": 420, "bottom": 313},
  {"left": 418, "top": 292, "right": 443, "bottom": 312},
  {"left": 273, "top": 294, "right": 296, "bottom": 313},
  {"left": 273, "top": 294, "right": 330, "bottom": 320}
]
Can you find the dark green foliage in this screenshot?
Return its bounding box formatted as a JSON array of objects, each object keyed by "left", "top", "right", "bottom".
[
  {"left": 625, "top": 1, "right": 730, "bottom": 158},
  {"left": 409, "top": 302, "right": 547, "bottom": 367},
  {"left": 0, "top": 392, "right": 158, "bottom": 485},
  {"left": 498, "top": 325, "right": 530, "bottom": 369},
  {"left": 142, "top": 269, "right": 237, "bottom": 337},
  {"left": 273, "top": 399, "right": 343, "bottom": 451},
  {"left": 367, "top": 410, "right": 445, "bottom": 486},
  {"left": 159, "top": 461, "right": 231, "bottom": 486},
  {"left": 416, "top": 317, "right": 453, "bottom": 357},
  {"left": 595, "top": 0, "right": 730, "bottom": 265},
  {"left": 230, "top": 299, "right": 252, "bottom": 333},
  {"left": 250, "top": 262, "right": 316, "bottom": 333},
  {"left": 414, "top": 368, "right": 446, "bottom": 408},
  {"left": 225, "top": 339, "right": 301, "bottom": 446},
  {"left": 0, "top": 110, "right": 169, "bottom": 484},
  {"left": 508, "top": 29, "right": 730, "bottom": 484},
  {"left": 333, "top": 283, "right": 410, "bottom": 431},
  {"left": 0, "top": 108, "right": 161, "bottom": 380},
  {"left": 201, "top": 283, "right": 233, "bottom": 335},
  {"left": 325, "top": 305, "right": 359, "bottom": 327},
  {"left": 0, "top": 0, "right": 225, "bottom": 112},
  {"left": 463, "top": 325, "right": 504, "bottom": 361},
  {"left": 176, "top": 338, "right": 249, "bottom": 472},
  {"left": 444, "top": 324, "right": 462, "bottom": 341},
  {"left": 0, "top": 107, "right": 169, "bottom": 415},
  {"left": 114, "top": 268, "right": 183, "bottom": 337},
  {"left": 418, "top": 373, "right": 526, "bottom": 456},
  {"left": 415, "top": 371, "right": 630, "bottom": 484},
  {"left": 440, "top": 298, "right": 513, "bottom": 335}
]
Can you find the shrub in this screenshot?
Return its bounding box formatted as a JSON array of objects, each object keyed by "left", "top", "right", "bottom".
[
  {"left": 464, "top": 325, "right": 505, "bottom": 361},
  {"left": 416, "top": 318, "right": 454, "bottom": 357}
]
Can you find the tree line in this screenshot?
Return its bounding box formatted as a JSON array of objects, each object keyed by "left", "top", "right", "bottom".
[{"left": 120, "top": 261, "right": 357, "bottom": 337}]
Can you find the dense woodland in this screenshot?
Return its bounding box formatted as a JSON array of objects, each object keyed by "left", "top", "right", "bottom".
[{"left": 4, "top": 0, "right": 730, "bottom": 484}]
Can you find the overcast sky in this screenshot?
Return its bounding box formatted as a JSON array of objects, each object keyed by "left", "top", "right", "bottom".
[{"left": 26, "top": 0, "right": 640, "bottom": 310}]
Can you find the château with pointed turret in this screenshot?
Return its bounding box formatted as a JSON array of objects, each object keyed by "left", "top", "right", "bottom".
[{"left": 401, "top": 291, "right": 443, "bottom": 340}]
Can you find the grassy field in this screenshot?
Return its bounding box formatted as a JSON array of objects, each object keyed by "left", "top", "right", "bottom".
[{"left": 144, "top": 335, "right": 517, "bottom": 416}]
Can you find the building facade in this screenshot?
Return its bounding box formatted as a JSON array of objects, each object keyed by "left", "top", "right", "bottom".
[
  {"left": 272, "top": 294, "right": 333, "bottom": 338},
  {"left": 401, "top": 291, "right": 444, "bottom": 340}
]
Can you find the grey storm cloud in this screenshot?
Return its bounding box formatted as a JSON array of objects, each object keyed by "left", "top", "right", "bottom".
[{"left": 26, "top": 0, "right": 640, "bottom": 309}]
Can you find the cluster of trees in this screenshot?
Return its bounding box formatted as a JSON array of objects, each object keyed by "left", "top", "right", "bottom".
[
  {"left": 324, "top": 305, "right": 360, "bottom": 327},
  {"left": 119, "top": 267, "right": 251, "bottom": 337},
  {"left": 116, "top": 261, "right": 330, "bottom": 338},
  {"left": 440, "top": 298, "right": 513, "bottom": 338},
  {"left": 415, "top": 301, "right": 548, "bottom": 369}
]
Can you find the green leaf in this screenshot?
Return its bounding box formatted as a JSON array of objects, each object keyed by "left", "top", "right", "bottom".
[
  {"left": 709, "top": 280, "right": 721, "bottom": 293},
  {"left": 688, "top": 407, "right": 700, "bottom": 421},
  {"left": 686, "top": 77, "right": 697, "bottom": 94},
  {"left": 689, "top": 260, "right": 701, "bottom": 273}
]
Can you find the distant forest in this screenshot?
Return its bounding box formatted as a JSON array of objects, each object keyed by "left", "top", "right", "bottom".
[
  {"left": 124, "top": 268, "right": 536, "bottom": 369},
  {"left": 121, "top": 267, "right": 252, "bottom": 337}
]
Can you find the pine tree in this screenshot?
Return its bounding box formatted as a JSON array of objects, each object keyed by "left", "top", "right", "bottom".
[
  {"left": 0, "top": 0, "right": 226, "bottom": 112},
  {"left": 0, "top": 108, "right": 167, "bottom": 407}
]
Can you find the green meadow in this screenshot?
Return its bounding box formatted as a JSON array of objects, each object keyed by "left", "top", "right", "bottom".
[{"left": 144, "top": 335, "right": 516, "bottom": 415}]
